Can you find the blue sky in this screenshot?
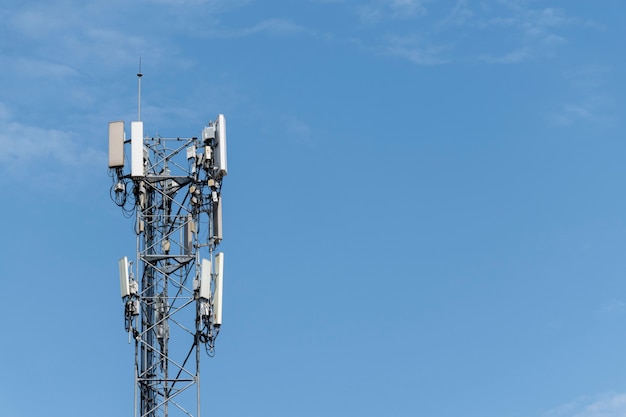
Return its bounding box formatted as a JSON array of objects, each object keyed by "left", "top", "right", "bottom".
[{"left": 1, "top": 0, "right": 626, "bottom": 416}]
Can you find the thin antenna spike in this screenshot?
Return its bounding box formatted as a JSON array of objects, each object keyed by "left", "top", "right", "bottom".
[{"left": 137, "top": 58, "right": 143, "bottom": 121}]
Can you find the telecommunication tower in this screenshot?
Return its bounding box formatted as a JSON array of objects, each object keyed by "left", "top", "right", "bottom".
[{"left": 108, "top": 70, "right": 227, "bottom": 417}]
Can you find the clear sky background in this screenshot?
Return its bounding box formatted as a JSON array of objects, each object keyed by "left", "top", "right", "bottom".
[{"left": 1, "top": 0, "right": 626, "bottom": 416}]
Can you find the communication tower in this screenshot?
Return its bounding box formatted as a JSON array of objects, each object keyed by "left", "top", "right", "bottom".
[{"left": 108, "top": 70, "right": 227, "bottom": 417}]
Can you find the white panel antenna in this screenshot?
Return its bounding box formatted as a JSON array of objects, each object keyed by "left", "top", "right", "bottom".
[
  {"left": 119, "top": 257, "right": 131, "bottom": 298},
  {"left": 131, "top": 121, "right": 144, "bottom": 177},
  {"left": 214, "top": 114, "right": 227, "bottom": 177},
  {"left": 213, "top": 252, "right": 224, "bottom": 326},
  {"left": 186, "top": 145, "right": 196, "bottom": 160},
  {"left": 200, "top": 258, "right": 212, "bottom": 300},
  {"left": 108, "top": 121, "right": 125, "bottom": 168},
  {"left": 213, "top": 195, "right": 222, "bottom": 241},
  {"left": 202, "top": 125, "right": 215, "bottom": 142}
]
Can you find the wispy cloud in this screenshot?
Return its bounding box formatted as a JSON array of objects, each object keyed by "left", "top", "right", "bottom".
[
  {"left": 551, "top": 99, "right": 611, "bottom": 127},
  {"left": 433, "top": 0, "right": 595, "bottom": 64},
  {"left": 2, "top": 2, "right": 174, "bottom": 73},
  {"left": 202, "top": 18, "right": 309, "bottom": 38},
  {"left": 550, "top": 65, "right": 614, "bottom": 127},
  {"left": 378, "top": 34, "right": 448, "bottom": 65},
  {"left": 3, "top": 57, "right": 80, "bottom": 79},
  {"left": 312, "top": 0, "right": 594, "bottom": 67},
  {"left": 0, "top": 102, "right": 105, "bottom": 178},
  {"left": 357, "top": 0, "right": 429, "bottom": 24},
  {"left": 143, "top": 0, "right": 250, "bottom": 6},
  {"left": 476, "top": 2, "right": 592, "bottom": 63},
  {"left": 282, "top": 115, "right": 317, "bottom": 148},
  {"left": 544, "top": 392, "right": 626, "bottom": 417},
  {"left": 596, "top": 300, "right": 626, "bottom": 316},
  {"left": 480, "top": 47, "right": 531, "bottom": 64},
  {"left": 438, "top": 0, "right": 474, "bottom": 27}
]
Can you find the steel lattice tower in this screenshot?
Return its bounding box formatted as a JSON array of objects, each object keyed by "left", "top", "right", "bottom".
[{"left": 108, "top": 79, "right": 227, "bottom": 417}]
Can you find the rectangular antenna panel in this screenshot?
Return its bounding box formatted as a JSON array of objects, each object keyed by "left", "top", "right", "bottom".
[
  {"left": 131, "top": 121, "right": 144, "bottom": 177},
  {"left": 213, "top": 195, "right": 223, "bottom": 241},
  {"left": 183, "top": 216, "right": 194, "bottom": 255},
  {"left": 202, "top": 126, "right": 215, "bottom": 141},
  {"left": 214, "top": 252, "right": 224, "bottom": 325},
  {"left": 108, "top": 121, "right": 125, "bottom": 168},
  {"left": 119, "top": 257, "right": 130, "bottom": 298},
  {"left": 214, "top": 114, "right": 227, "bottom": 176},
  {"left": 186, "top": 145, "right": 196, "bottom": 160},
  {"left": 200, "top": 259, "right": 212, "bottom": 300}
]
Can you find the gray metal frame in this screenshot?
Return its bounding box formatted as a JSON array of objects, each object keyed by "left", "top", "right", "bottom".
[{"left": 113, "top": 132, "right": 224, "bottom": 417}]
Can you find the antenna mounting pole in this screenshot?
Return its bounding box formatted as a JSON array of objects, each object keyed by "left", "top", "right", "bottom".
[{"left": 137, "top": 58, "right": 143, "bottom": 121}]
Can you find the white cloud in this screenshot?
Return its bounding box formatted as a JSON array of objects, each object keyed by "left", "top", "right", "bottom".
[
  {"left": 282, "top": 115, "right": 317, "bottom": 148},
  {"left": 379, "top": 34, "right": 448, "bottom": 65},
  {"left": 544, "top": 392, "right": 626, "bottom": 417},
  {"left": 433, "top": 1, "right": 593, "bottom": 64},
  {"left": 551, "top": 96, "right": 613, "bottom": 127},
  {"left": 0, "top": 103, "right": 105, "bottom": 178},
  {"left": 596, "top": 300, "right": 626, "bottom": 316},
  {"left": 550, "top": 65, "right": 614, "bottom": 127},
  {"left": 8, "top": 5, "right": 71, "bottom": 40},
  {"left": 478, "top": 4, "right": 577, "bottom": 62},
  {"left": 438, "top": 0, "right": 474, "bottom": 27},
  {"left": 388, "top": 0, "right": 428, "bottom": 17},
  {"left": 142, "top": 0, "right": 249, "bottom": 6},
  {"left": 2, "top": 0, "right": 251, "bottom": 75},
  {"left": 196, "top": 18, "right": 310, "bottom": 38},
  {"left": 2, "top": 2, "right": 171, "bottom": 73},
  {"left": 564, "top": 65, "right": 611, "bottom": 91},
  {"left": 334, "top": 0, "right": 594, "bottom": 66},
  {"left": 357, "top": 0, "right": 428, "bottom": 24},
  {"left": 83, "top": 28, "right": 157, "bottom": 62},
  {"left": 480, "top": 47, "right": 531, "bottom": 64},
  {"left": 5, "top": 57, "right": 79, "bottom": 79},
  {"left": 232, "top": 18, "right": 307, "bottom": 37}
]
